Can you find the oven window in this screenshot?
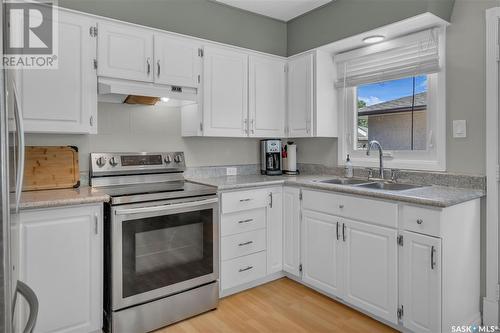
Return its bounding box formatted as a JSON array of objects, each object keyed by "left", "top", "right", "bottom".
[{"left": 122, "top": 209, "right": 213, "bottom": 298}]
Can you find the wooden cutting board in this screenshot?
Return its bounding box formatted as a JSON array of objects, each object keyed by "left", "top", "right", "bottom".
[{"left": 23, "top": 146, "right": 80, "bottom": 191}]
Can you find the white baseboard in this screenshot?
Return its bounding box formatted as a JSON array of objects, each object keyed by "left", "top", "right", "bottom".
[
  {"left": 483, "top": 297, "right": 499, "bottom": 326},
  {"left": 220, "top": 271, "right": 285, "bottom": 298}
]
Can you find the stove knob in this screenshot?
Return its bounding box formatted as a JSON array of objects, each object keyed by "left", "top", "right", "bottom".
[
  {"left": 174, "top": 155, "right": 183, "bottom": 163},
  {"left": 164, "top": 155, "right": 172, "bottom": 164},
  {"left": 109, "top": 157, "right": 118, "bottom": 167},
  {"left": 96, "top": 157, "right": 106, "bottom": 167}
]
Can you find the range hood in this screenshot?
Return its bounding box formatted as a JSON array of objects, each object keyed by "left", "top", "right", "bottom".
[{"left": 98, "top": 77, "right": 198, "bottom": 105}]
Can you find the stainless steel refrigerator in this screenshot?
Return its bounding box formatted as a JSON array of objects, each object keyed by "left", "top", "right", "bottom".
[{"left": 1, "top": 2, "right": 38, "bottom": 332}]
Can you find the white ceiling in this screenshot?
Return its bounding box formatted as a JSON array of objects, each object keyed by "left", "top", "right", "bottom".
[{"left": 213, "top": 0, "right": 333, "bottom": 22}]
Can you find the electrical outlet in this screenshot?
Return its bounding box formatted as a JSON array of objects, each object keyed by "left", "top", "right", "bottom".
[{"left": 226, "top": 167, "right": 237, "bottom": 176}]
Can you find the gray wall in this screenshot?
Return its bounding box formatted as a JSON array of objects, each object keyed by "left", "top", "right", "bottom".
[
  {"left": 287, "top": 0, "right": 455, "bottom": 56},
  {"left": 58, "top": 0, "right": 287, "bottom": 56},
  {"left": 26, "top": 103, "right": 261, "bottom": 173}
]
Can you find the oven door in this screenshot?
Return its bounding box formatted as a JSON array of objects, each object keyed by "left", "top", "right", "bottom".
[{"left": 111, "top": 195, "right": 219, "bottom": 310}]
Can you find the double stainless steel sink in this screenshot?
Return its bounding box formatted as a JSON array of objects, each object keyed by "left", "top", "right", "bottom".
[{"left": 317, "top": 178, "right": 424, "bottom": 191}]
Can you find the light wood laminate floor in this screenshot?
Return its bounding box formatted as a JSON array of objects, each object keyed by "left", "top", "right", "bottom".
[{"left": 156, "top": 278, "right": 398, "bottom": 333}]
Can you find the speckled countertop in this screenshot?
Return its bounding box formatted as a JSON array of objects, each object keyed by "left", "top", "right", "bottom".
[
  {"left": 188, "top": 174, "right": 485, "bottom": 208},
  {"left": 19, "top": 187, "right": 110, "bottom": 210}
]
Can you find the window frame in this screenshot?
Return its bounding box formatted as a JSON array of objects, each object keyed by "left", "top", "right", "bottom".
[{"left": 337, "top": 28, "right": 446, "bottom": 172}]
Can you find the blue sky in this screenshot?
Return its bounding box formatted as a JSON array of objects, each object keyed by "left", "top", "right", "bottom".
[{"left": 357, "top": 75, "right": 427, "bottom": 106}]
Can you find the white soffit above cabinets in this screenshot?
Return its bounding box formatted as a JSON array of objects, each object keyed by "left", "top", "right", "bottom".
[{"left": 213, "top": 0, "right": 333, "bottom": 21}]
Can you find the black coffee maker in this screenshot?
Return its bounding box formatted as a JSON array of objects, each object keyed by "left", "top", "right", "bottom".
[{"left": 260, "top": 139, "right": 282, "bottom": 175}]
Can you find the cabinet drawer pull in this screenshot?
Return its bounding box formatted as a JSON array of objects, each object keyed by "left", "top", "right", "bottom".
[
  {"left": 339, "top": 204, "right": 344, "bottom": 209},
  {"left": 239, "top": 198, "right": 252, "bottom": 202},
  {"left": 239, "top": 266, "right": 253, "bottom": 273},
  {"left": 238, "top": 241, "right": 253, "bottom": 247},
  {"left": 238, "top": 219, "right": 253, "bottom": 224},
  {"left": 417, "top": 219, "right": 423, "bottom": 225},
  {"left": 431, "top": 246, "right": 436, "bottom": 270}
]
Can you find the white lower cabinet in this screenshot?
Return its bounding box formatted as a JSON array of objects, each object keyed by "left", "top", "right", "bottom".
[
  {"left": 342, "top": 219, "right": 398, "bottom": 324},
  {"left": 267, "top": 188, "right": 283, "bottom": 274},
  {"left": 301, "top": 210, "right": 342, "bottom": 298},
  {"left": 220, "top": 187, "right": 283, "bottom": 295},
  {"left": 19, "top": 204, "right": 103, "bottom": 333},
  {"left": 402, "top": 231, "right": 441, "bottom": 333},
  {"left": 283, "top": 187, "right": 301, "bottom": 276}
]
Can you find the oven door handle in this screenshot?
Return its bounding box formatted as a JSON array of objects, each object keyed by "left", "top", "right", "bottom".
[{"left": 114, "top": 198, "right": 218, "bottom": 215}]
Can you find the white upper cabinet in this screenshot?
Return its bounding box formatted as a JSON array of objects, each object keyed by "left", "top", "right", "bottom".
[
  {"left": 342, "top": 219, "right": 398, "bottom": 325},
  {"left": 402, "top": 231, "right": 441, "bottom": 333},
  {"left": 13, "top": 10, "right": 97, "bottom": 134},
  {"left": 287, "top": 50, "right": 337, "bottom": 138},
  {"left": 249, "top": 55, "right": 286, "bottom": 137},
  {"left": 98, "top": 21, "right": 154, "bottom": 82},
  {"left": 287, "top": 53, "right": 313, "bottom": 138},
  {"left": 202, "top": 45, "right": 248, "bottom": 137},
  {"left": 154, "top": 34, "right": 201, "bottom": 87},
  {"left": 302, "top": 211, "right": 343, "bottom": 298}
]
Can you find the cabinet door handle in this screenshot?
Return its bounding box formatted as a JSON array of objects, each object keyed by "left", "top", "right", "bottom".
[
  {"left": 239, "top": 198, "right": 252, "bottom": 202},
  {"left": 238, "top": 241, "right": 253, "bottom": 247},
  {"left": 336, "top": 222, "right": 339, "bottom": 241},
  {"left": 239, "top": 266, "right": 253, "bottom": 273},
  {"left": 342, "top": 223, "right": 346, "bottom": 242},
  {"left": 431, "top": 246, "right": 436, "bottom": 270},
  {"left": 89, "top": 116, "right": 94, "bottom": 126},
  {"left": 147, "top": 58, "right": 151, "bottom": 74},
  {"left": 157, "top": 60, "right": 161, "bottom": 77},
  {"left": 94, "top": 213, "right": 99, "bottom": 235},
  {"left": 417, "top": 218, "right": 423, "bottom": 225},
  {"left": 269, "top": 193, "right": 273, "bottom": 208},
  {"left": 238, "top": 219, "right": 253, "bottom": 224}
]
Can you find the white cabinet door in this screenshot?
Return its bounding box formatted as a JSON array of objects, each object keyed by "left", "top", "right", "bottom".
[
  {"left": 302, "top": 211, "right": 343, "bottom": 298},
  {"left": 283, "top": 187, "right": 301, "bottom": 276},
  {"left": 98, "top": 21, "right": 154, "bottom": 82},
  {"left": 249, "top": 55, "right": 286, "bottom": 138},
  {"left": 287, "top": 53, "right": 313, "bottom": 138},
  {"left": 267, "top": 188, "right": 283, "bottom": 274},
  {"left": 154, "top": 34, "right": 201, "bottom": 88},
  {"left": 342, "top": 219, "right": 398, "bottom": 325},
  {"left": 203, "top": 45, "right": 248, "bottom": 137},
  {"left": 19, "top": 205, "right": 102, "bottom": 333},
  {"left": 402, "top": 231, "right": 441, "bottom": 333},
  {"left": 14, "top": 10, "right": 97, "bottom": 134}
]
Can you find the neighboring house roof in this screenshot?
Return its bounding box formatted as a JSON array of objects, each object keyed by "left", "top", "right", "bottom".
[{"left": 358, "top": 92, "right": 427, "bottom": 116}]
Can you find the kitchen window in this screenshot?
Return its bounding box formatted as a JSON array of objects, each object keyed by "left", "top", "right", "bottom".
[{"left": 337, "top": 28, "right": 446, "bottom": 171}]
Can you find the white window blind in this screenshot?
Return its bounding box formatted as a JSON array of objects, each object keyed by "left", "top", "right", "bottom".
[{"left": 335, "top": 28, "right": 440, "bottom": 88}]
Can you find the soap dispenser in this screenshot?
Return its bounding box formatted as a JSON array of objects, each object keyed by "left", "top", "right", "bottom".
[{"left": 345, "top": 154, "right": 353, "bottom": 178}]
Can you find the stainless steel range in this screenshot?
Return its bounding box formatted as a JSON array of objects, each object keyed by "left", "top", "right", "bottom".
[{"left": 90, "top": 152, "right": 219, "bottom": 333}]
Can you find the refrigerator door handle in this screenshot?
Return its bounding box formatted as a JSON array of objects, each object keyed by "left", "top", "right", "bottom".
[
  {"left": 13, "top": 281, "right": 38, "bottom": 333},
  {"left": 12, "top": 83, "right": 24, "bottom": 211}
]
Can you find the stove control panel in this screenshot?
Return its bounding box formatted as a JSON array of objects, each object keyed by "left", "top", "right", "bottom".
[{"left": 90, "top": 152, "right": 186, "bottom": 176}]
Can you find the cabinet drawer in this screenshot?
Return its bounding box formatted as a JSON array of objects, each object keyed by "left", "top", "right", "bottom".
[
  {"left": 221, "top": 208, "right": 266, "bottom": 236},
  {"left": 221, "top": 189, "right": 269, "bottom": 213},
  {"left": 221, "top": 251, "right": 267, "bottom": 290},
  {"left": 402, "top": 205, "right": 441, "bottom": 237},
  {"left": 221, "top": 229, "right": 266, "bottom": 261},
  {"left": 303, "top": 190, "right": 398, "bottom": 228}
]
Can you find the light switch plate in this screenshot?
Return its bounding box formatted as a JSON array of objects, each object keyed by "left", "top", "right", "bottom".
[
  {"left": 453, "top": 120, "right": 467, "bottom": 138},
  {"left": 226, "top": 167, "right": 237, "bottom": 176}
]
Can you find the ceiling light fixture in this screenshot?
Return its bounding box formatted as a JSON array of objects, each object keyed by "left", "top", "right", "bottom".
[{"left": 362, "top": 35, "right": 385, "bottom": 44}]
